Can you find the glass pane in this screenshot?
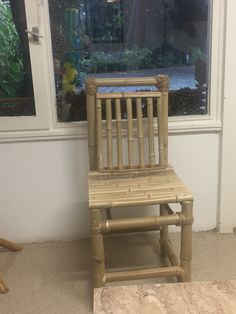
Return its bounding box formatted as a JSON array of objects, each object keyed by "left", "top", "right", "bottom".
[
  {"left": 0, "top": 0, "right": 35, "bottom": 117},
  {"left": 49, "top": 0, "right": 210, "bottom": 122}
]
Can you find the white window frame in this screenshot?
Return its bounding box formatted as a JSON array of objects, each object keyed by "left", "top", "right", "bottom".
[
  {"left": 0, "top": 0, "right": 51, "bottom": 132},
  {"left": 0, "top": 0, "right": 225, "bottom": 142}
]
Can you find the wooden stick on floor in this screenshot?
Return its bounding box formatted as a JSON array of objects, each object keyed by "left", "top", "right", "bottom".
[
  {"left": 0, "top": 276, "right": 9, "bottom": 294},
  {"left": 0, "top": 238, "right": 23, "bottom": 294},
  {"left": 0, "top": 238, "right": 23, "bottom": 252}
]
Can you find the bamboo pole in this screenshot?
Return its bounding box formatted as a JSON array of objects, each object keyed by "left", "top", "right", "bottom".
[
  {"left": 0, "top": 277, "right": 8, "bottom": 294},
  {"left": 126, "top": 98, "right": 134, "bottom": 167},
  {"left": 162, "top": 92, "right": 169, "bottom": 167},
  {"left": 155, "top": 75, "right": 169, "bottom": 167},
  {"left": 115, "top": 99, "right": 123, "bottom": 169},
  {"left": 106, "top": 99, "right": 113, "bottom": 169},
  {"left": 85, "top": 77, "right": 97, "bottom": 171},
  {"left": 136, "top": 98, "right": 145, "bottom": 168},
  {"left": 157, "top": 97, "right": 165, "bottom": 167},
  {"left": 94, "top": 77, "right": 159, "bottom": 87},
  {"left": 90, "top": 208, "right": 106, "bottom": 287},
  {"left": 147, "top": 98, "right": 155, "bottom": 166},
  {"left": 106, "top": 266, "right": 184, "bottom": 282},
  {"left": 96, "top": 99, "right": 103, "bottom": 170},
  {"left": 101, "top": 214, "right": 182, "bottom": 233},
  {"left": 180, "top": 201, "right": 193, "bottom": 282}
]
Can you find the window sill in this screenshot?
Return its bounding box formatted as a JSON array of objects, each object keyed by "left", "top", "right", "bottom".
[{"left": 0, "top": 117, "right": 222, "bottom": 143}]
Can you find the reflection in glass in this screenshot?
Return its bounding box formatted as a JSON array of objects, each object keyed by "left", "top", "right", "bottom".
[{"left": 49, "top": 0, "right": 209, "bottom": 122}]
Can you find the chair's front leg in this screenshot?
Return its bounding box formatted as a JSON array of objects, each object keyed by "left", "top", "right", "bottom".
[
  {"left": 90, "top": 208, "right": 105, "bottom": 288},
  {"left": 180, "top": 201, "right": 193, "bottom": 282}
]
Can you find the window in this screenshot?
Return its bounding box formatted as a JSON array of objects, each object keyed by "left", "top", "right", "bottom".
[
  {"left": 0, "top": 0, "right": 35, "bottom": 117},
  {"left": 0, "top": 0, "right": 224, "bottom": 139},
  {"left": 0, "top": 0, "right": 50, "bottom": 132},
  {"left": 48, "top": 0, "right": 210, "bottom": 123}
]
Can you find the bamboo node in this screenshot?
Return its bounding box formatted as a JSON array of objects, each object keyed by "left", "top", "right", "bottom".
[
  {"left": 85, "top": 77, "right": 97, "bottom": 95},
  {"left": 180, "top": 255, "right": 192, "bottom": 260},
  {"left": 155, "top": 75, "right": 169, "bottom": 92},
  {"left": 177, "top": 213, "right": 193, "bottom": 225}
]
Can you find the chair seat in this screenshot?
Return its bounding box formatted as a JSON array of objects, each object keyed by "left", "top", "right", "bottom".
[{"left": 89, "top": 166, "right": 193, "bottom": 209}]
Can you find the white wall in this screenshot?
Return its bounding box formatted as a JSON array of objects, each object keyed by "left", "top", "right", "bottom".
[
  {"left": 0, "top": 133, "right": 220, "bottom": 243},
  {"left": 218, "top": 0, "right": 236, "bottom": 233}
]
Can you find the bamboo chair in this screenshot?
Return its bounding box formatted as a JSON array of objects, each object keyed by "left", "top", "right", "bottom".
[
  {"left": 0, "top": 238, "right": 23, "bottom": 293},
  {"left": 86, "top": 76, "right": 193, "bottom": 288}
]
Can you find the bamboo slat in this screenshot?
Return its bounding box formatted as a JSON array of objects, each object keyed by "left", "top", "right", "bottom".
[
  {"left": 126, "top": 98, "right": 134, "bottom": 167},
  {"left": 115, "top": 99, "right": 123, "bottom": 169},
  {"left": 136, "top": 98, "right": 145, "bottom": 168},
  {"left": 97, "top": 91, "right": 161, "bottom": 99},
  {"left": 157, "top": 97, "right": 165, "bottom": 167},
  {"left": 89, "top": 170, "right": 192, "bottom": 209},
  {"left": 96, "top": 99, "right": 103, "bottom": 170},
  {"left": 147, "top": 98, "right": 155, "bottom": 165},
  {"left": 106, "top": 99, "right": 113, "bottom": 169}
]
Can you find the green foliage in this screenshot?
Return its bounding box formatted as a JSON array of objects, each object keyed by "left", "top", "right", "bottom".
[
  {"left": 0, "top": 1, "right": 24, "bottom": 98},
  {"left": 80, "top": 47, "right": 153, "bottom": 78},
  {"left": 190, "top": 47, "right": 206, "bottom": 64},
  {"left": 121, "top": 47, "right": 153, "bottom": 70}
]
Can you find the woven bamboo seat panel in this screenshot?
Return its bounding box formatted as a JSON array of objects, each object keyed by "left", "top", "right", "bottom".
[{"left": 89, "top": 166, "right": 193, "bottom": 209}]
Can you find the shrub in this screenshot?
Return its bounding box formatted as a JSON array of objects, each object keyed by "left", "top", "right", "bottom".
[
  {"left": 120, "top": 46, "right": 153, "bottom": 70},
  {"left": 79, "top": 46, "right": 153, "bottom": 78}
]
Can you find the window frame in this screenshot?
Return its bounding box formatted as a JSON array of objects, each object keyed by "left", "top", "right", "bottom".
[
  {"left": 0, "top": 0, "right": 51, "bottom": 132},
  {"left": 0, "top": 0, "right": 225, "bottom": 142}
]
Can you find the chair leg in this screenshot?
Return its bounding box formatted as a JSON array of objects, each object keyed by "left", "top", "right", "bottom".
[
  {"left": 90, "top": 208, "right": 105, "bottom": 288},
  {"left": 180, "top": 201, "right": 193, "bottom": 282},
  {"left": 0, "top": 276, "right": 9, "bottom": 294},
  {"left": 159, "top": 204, "right": 169, "bottom": 257}
]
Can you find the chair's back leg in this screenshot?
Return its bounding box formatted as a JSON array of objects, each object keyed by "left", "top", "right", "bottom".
[
  {"left": 180, "top": 201, "right": 193, "bottom": 282},
  {"left": 159, "top": 204, "right": 169, "bottom": 257}
]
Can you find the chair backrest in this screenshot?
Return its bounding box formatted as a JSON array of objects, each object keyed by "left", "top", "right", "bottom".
[{"left": 85, "top": 76, "right": 169, "bottom": 171}]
